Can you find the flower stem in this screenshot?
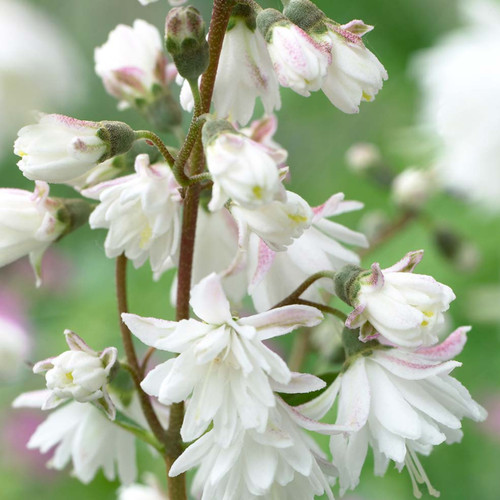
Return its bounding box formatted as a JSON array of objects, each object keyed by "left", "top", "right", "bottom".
[{"left": 295, "top": 299, "right": 347, "bottom": 322}]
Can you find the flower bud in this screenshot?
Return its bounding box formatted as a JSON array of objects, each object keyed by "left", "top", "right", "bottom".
[
  {"left": 283, "top": 0, "right": 328, "bottom": 33},
  {"left": 33, "top": 330, "right": 118, "bottom": 419},
  {"left": 392, "top": 167, "right": 436, "bottom": 210},
  {"left": 14, "top": 114, "right": 136, "bottom": 184},
  {"left": 165, "top": 7, "right": 209, "bottom": 81},
  {"left": 202, "top": 119, "right": 282, "bottom": 211},
  {"left": 345, "top": 142, "right": 381, "bottom": 173}
]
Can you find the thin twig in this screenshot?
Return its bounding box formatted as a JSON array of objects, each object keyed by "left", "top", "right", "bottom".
[{"left": 295, "top": 299, "right": 348, "bottom": 322}]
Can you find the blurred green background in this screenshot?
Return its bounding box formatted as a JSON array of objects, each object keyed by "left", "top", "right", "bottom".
[{"left": 1, "top": 0, "right": 499, "bottom": 499}]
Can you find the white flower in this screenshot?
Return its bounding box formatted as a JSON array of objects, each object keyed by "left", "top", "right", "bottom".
[
  {"left": 0, "top": 182, "right": 65, "bottom": 285},
  {"left": 33, "top": 330, "right": 117, "bottom": 418},
  {"left": 14, "top": 114, "right": 109, "bottom": 183},
  {"left": 412, "top": 0, "right": 500, "bottom": 211},
  {"left": 95, "top": 20, "right": 176, "bottom": 110},
  {"left": 84, "top": 154, "right": 182, "bottom": 280},
  {"left": 306, "top": 327, "right": 486, "bottom": 497},
  {"left": 213, "top": 15, "right": 281, "bottom": 125},
  {"left": 13, "top": 390, "right": 141, "bottom": 485},
  {"left": 0, "top": 308, "right": 31, "bottom": 381},
  {"left": 345, "top": 142, "right": 381, "bottom": 173},
  {"left": 392, "top": 168, "right": 436, "bottom": 210},
  {"left": 231, "top": 190, "right": 313, "bottom": 252},
  {"left": 322, "top": 21, "right": 388, "bottom": 114},
  {"left": 344, "top": 250, "right": 456, "bottom": 347},
  {"left": 118, "top": 474, "right": 167, "bottom": 500},
  {"left": 248, "top": 193, "right": 368, "bottom": 312},
  {"left": 203, "top": 126, "right": 283, "bottom": 211},
  {"left": 264, "top": 22, "right": 332, "bottom": 96},
  {"left": 123, "top": 273, "right": 323, "bottom": 444},
  {"left": 0, "top": 0, "right": 84, "bottom": 159},
  {"left": 169, "top": 399, "right": 336, "bottom": 500}
]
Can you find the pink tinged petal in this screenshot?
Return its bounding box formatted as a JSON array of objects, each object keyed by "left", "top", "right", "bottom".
[
  {"left": 64, "top": 330, "right": 95, "bottom": 354},
  {"left": 12, "top": 389, "right": 51, "bottom": 408},
  {"left": 272, "top": 372, "right": 326, "bottom": 394},
  {"left": 341, "top": 20, "right": 374, "bottom": 36},
  {"left": 239, "top": 305, "right": 323, "bottom": 340},
  {"left": 248, "top": 239, "right": 276, "bottom": 292},
  {"left": 296, "top": 376, "right": 341, "bottom": 421},
  {"left": 121, "top": 313, "right": 177, "bottom": 348},
  {"left": 345, "top": 303, "right": 366, "bottom": 329},
  {"left": 312, "top": 193, "right": 344, "bottom": 220},
  {"left": 417, "top": 326, "right": 469, "bottom": 361},
  {"left": 383, "top": 250, "right": 424, "bottom": 274},
  {"left": 190, "top": 273, "right": 232, "bottom": 324},
  {"left": 366, "top": 362, "right": 422, "bottom": 439},
  {"left": 371, "top": 349, "right": 461, "bottom": 380},
  {"left": 365, "top": 262, "right": 385, "bottom": 289}
]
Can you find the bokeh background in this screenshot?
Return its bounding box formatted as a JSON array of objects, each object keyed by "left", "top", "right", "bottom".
[{"left": 1, "top": 0, "right": 499, "bottom": 499}]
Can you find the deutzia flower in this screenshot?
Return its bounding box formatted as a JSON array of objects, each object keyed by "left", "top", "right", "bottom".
[
  {"left": 14, "top": 114, "right": 135, "bottom": 183},
  {"left": 95, "top": 20, "right": 176, "bottom": 110},
  {"left": 248, "top": 193, "right": 368, "bottom": 312},
  {"left": 321, "top": 20, "right": 388, "bottom": 114},
  {"left": 122, "top": 273, "right": 323, "bottom": 444},
  {"left": 84, "top": 154, "right": 182, "bottom": 280},
  {"left": 212, "top": 6, "right": 281, "bottom": 125},
  {"left": 33, "top": 330, "right": 117, "bottom": 419},
  {"left": 339, "top": 250, "right": 456, "bottom": 347},
  {"left": 169, "top": 399, "right": 336, "bottom": 500},
  {"left": 257, "top": 10, "right": 332, "bottom": 96},
  {"left": 13, "top": 390, "right": 141, "bottom": 485},
  {"left": 230, "top": 190, "right": 313, "bottom": 252},
  {"left": 202, "top": 121, "right": 284, "bottom": 211},
  {"left": 309, "top": 327, "right": 487, "bottom": 498},
  {"left": 0, "top": 182, "right": 66, "bottom": 285}
]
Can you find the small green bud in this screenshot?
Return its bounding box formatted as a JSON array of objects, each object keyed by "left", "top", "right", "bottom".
[
  {"left": 55, "top": 198, "right": 95, "bottom": 238},
  {"left": 283, "top": 0, "right": 327, "bottom": 34},
  {"left": 97, "top": 121, "right": 136, "bottom": 161},
  {"left": 201, "top": 118, "right": 237, "bottom": 147},
  {"left": 228, "top": 4, "right": 257, "bottom": 32},
  {"left": 165, "top": 7, "right": 209, "bottom": 81},
  {"left": 334, "top": 264, "right": 366, "bottom": 306},
  {"left": 256, "top": 9, "right": 288, "bottom": 42}
]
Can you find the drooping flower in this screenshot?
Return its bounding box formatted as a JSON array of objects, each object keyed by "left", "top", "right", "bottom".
[
  {"left": 95, "top": 20, "right": 177, "bottom": 110},
  {"left": 0, "top": 182, "right": 66, "bottom": 285},
  {"left": 212, "top": 6, "right": 281, "bottom": 125},
  {"left": 202, "top": 121, "right": 284, "bottom": 211},
  {"left": 257, "top": 9, "right": 332, "bottom": 97},
  {"left": 304, "top": 327, "right": 486, "bottom": 498},
  {"left": 33, "top": 330, "right": 117, "bottom": 418},
  {"left": 248, "top": 193, "right": 368, "bottom": 312},
  {"left": 13, "top": 390, "right": 141, "bottom": 485},
  {"left": 321, "top": 20, "right": 388, "bottom": 114},
  {"left": 123, "top": 273, "right": 323, "bottom": 444},
  {"left": 83, "top": 154, "right": 182, "bottom": 280},
  {"left": 231, "top": 190, "right": 313, "bottom": 252},
  {"left": 169, "top": 398, "right": 337, "bottom": 500},
  {"left": 338, "top": 250, "right": 456, "bottom": 347},
  {"left": 14, "top": 114, "right": 135, "bottom": 183}
]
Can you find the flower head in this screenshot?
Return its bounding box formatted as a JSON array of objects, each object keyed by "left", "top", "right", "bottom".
[
  {"left": 84, "top": 154, "right": 182, "bottom": 280},
  {"left": 123, "top": 273, "right": 323, "bottom": 444}
]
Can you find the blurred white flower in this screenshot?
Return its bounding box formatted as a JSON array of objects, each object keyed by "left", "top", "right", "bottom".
[
  {"left": 213, "top": 12, "right": 281, "bottom": 125},
  {"left": 0, "top": 182, "right": 65, "bottom": 285},
  {"left": 322, "top": 21, "right": 388, "bottom": 114},
  {"left": 345, "top": 142, "right": 382, "bottom": 173},
  {"left": 0, "top": 306, "right": 30, "bottom": 381},
  {"left": 95, "top": 20, "right": 176, "bottom": 110},
  {"left": 248, "top": 193, "right": 368, "bottom": 312},
  {"left": 13, "top": 391, "right": 141, "bottom": 485},
  {"left": 344, "top": 250, "right": 456, "bottom": 348},
  {"left": 118, "top": 474, "right": 167, "bottom": 500},
  {"left": 413, "top": 0, "right": 500, "bottom": 211},
  {"left": 0, "top": 0, "right": 84, "bottom": 159},
  {"left": 123, "top": 273, "right": 322, "bottom": 445},
  {"left": 392, "top": 168, "right": 436, "bottom": 210},
  {"left": 84, "top": 154, "right": 182, "bottom": 280}
]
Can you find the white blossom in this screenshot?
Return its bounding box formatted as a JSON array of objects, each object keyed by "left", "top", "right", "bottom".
[
  {"left": 14, "top": 114, "right": 109, "bottom": 183},
  {"left": 248, "top": 193, "right": 368, "bottom": 312},
  {"left": 345, "top": 250, "right": 456, "bottom": 347},
  {"left": 213, "top": 16, "right": 281, "bottom": 125},
  {"left": 169, "top": 399, "right": 336, "bottom": 500},
  {"left": 345, "top": 142, "right": 381, "bottom": 173},
  {"left": 204, "top": 128, "right": 283, "bottom": 211},
  {"left": 413, "top": 0, "right": 500, "bottom": 211},
  {"left": 123, "top": 273, "right": 323, "bottom": 444},
  {"left": 304, "top": 327, "right": 486, "bottom": 498},
  {"left": 231, "top": 190, "right": 313, "bottom": 252},
  {"left": 118, "top": 474, "right": 167, "bottom": 500},
  {"left": 33, "top": 330, "right": 117, "bottom": 418},
  {"left": 0, "top": 309, "right": 31, "bottom": 381},
  {"left": 84, "top": 154, "right": 182, "bottom": 280},
  {"left": 13, "top": 390, "right": 141, "bottom": 485},
  {"left": 322, "top": 21, "right": 388, "bottom": 114},
  {"left": 95, "top": 20, "right": 176, "bottom": 110},
  {"left": 392, "top": 168, "right": 436, "bottom": 210},
  {"left": 0, "top": 182, "right": 65, "bottom": 285}
]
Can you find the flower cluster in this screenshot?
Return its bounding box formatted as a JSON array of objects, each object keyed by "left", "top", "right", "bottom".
[{"left": 2, "top": 1, "right": 487, "bottom": 500}]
